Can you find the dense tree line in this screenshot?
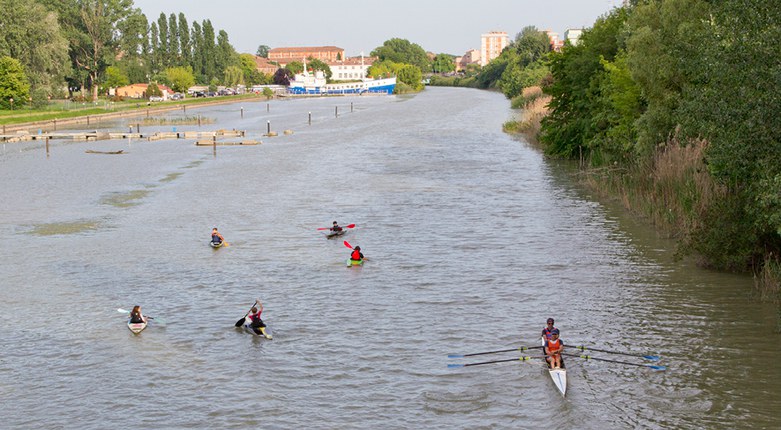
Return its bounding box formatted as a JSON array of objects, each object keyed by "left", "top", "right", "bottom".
[
  {"left": 537, "top": 0, "right": 781, "bottom": 275},
  {"left": 0, "top": 0, "right": 271, "bottom": 105}
]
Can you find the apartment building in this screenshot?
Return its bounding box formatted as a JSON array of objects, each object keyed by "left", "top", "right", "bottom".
[{"left": 480, "top": 31, "right": 509, "bottom": 66}]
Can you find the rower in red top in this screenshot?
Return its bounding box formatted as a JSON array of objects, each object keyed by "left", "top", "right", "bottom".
[
  {"left": 247, "top": 300, "right": 271, "bottom": 339},
  {"left": 542, "top": 318, "right": 557, "bottom": 340},
  {"left": 544, "top": 328, "right": 564, "bottom": 369},
  {"left": 350, "top": 245, "right": 364, "bottom": 263}
]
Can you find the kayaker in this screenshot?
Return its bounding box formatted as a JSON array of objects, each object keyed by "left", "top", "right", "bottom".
[
  {"left": 331, "top": 221, "right": 343, "bottom": 232},
  {"left": 211, "top": 227, "right": 225, "bottom": 245},
  {"left": 129, "top": 305, "right": 146, "bottom": 324},
  {"left": 544, "top": 328, "right": 564, "bottom": 369},
  {"left": 248, "top": 301, "right": 269, "bottom": 337},
  {"left": 542, "top": 318, "right": 557, "bottom": 340},
  {"left": 350, "top": 245, "right": 364, "bottom": 262}
]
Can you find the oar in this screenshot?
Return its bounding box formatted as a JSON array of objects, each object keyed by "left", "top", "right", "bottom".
[
  {"left": 317, "top": 223, "right": 355, "bottom": 231},
  {"left": 234, "top": 300, "right": 258, "bottom": 327},
  {"left": 448, "top": 345, "right": 543, "bottom": 358},
  {"left": 448, "top": 356, "right": 543, "bottom": 368},
  {"left": 117, "top": 308, "right": 166, "bottom": 324},
  {"left": 561, "top": 352, "right": 666, "bottom": 371},
  {"left": 571, "top": 345, "right": 661, "bottom": 361}
]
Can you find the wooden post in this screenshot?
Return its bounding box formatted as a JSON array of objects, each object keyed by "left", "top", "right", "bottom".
[
  {"left": 137, "top": 123, "right": 141, "bottom": 133},
  {"left": 335, "top": 106, "right": 338, "bottom": 118},
  {"left": 183, "top": 105, "right": 186, "bottom": 113},
  {"left": 146, "top": 109, "right": 149, "bottom": 118},
  {"left": 198, "top": 115, "right": 202, "bottom": 127},
  {"left": 241, "top": 107, "right": 244, "bottom": 119},
  {"left": 351, "top": 102, "right": 353, "bottom": 113},
  {"left": 308, "top": 112, "right": 311, "bottom": 125},
  {"left": 267, "top": 103, "right": 269, "bottom": 112},
  {"left": 53, "top": 118, "right": 57, "bottom": 131},
  {"left": 87, "top": 115, "right": 90, "bottom": 125},
  {"left": 45, "top": 136, "right": 50, "bottom": 157},
  {"left": 212, "top": 135, "right": 217, "bottom": 157},
  {"left": 267, "top": 120, "right": 270, "bottom": 135}
]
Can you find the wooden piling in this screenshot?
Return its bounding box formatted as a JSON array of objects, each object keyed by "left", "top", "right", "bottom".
[
  {"left": 45, "top": 136, "right": 50, "bottom": 157},
  {"left": 335, "top": 106, "right": 338, "bottom": 118},
  {"left": 308, "top": 112, "right": 311, "bottom": 125}
]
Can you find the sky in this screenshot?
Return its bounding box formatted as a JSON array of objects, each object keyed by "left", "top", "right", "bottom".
[{"left": 131, "top": 0, "right": 619, "bottom": 57}]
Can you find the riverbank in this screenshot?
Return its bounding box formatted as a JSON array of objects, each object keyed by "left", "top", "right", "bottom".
[
  {"left": 506, "top": 86, "right": 780, "bottom": 303},
  {"left": 0, "top": 94, "right": 270, "bottom": 134}
]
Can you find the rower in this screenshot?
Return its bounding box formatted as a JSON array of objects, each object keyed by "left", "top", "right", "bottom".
[
  {"left": 544, "top": 328, "right": 564, "bottom": 369},
  {"left": 350, "top": 245, "right": 364, "bottom": 263},
  {"left": 211, "top": 227, "right": 225, "bottom": 245},
  {"left": 542, "top": 318, "right": 557, "bottom": 340},
  {"left": 331, "top": 221, "right": 343, "bottom": 232}
]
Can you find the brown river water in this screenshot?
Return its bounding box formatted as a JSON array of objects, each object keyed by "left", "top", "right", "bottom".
[{"left": 1, "top": 87, "right": 779, "bottom": 429}]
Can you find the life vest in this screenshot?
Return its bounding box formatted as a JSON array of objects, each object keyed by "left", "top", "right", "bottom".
[
  {"left": 351, "top": 250, "right": 362, "bottom": 261},
  {"left": 542, "top": 327, "right": 556, "bottom": 340},
  {"left": 546, "top": 338, "right": 562, "bottom": 354},
  {"left": 211, "top": 233, "right": 222, "bottom": 243}
]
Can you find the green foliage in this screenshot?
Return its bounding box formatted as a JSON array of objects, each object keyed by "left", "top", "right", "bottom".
[
  {"left": 223, "top": 65, "right": 244, "bottom": 87},
  {"left": 306, "top": 58, "right": 332, "bottom": 80},
  {"left": 0, "top": 0, "right": 70, "bottom": 96},
  {"left": 208, "top": 78, "right": 219, "bottom": 92},
  {"left": 239, "top": 54, "right": 264, "bottom": 86},
  {"left": 0, "top": 56, "right": 30, "bottom": 109},
  {"left": 432, "top": 54, "right": 455, "bottom": 73},
  {"left": 256, "top": 45, "right": 270, "bottom": 58},
  {"left": 396, "top": 64, "right": 423, "bottom": 90},
  {"left": 285, "top": 61, "right": 303, "bottom": 75},
  {"left": 146, "top": 82, "right": 162, "bottom": 97},
  {"left": 371, "top": 38, "right": 431, "bottom": 71},
  {"left": 262, "top": 87, "right": 274, "bottom": 99},
  {"left": 273, "top": 68, "right": 292, "bottom": 85},
  {"left": 103, "top": 66, "right": 130, "bottom": 88},
  {"left": 164, "top": 66, "right": 195, "bottom": 93}
]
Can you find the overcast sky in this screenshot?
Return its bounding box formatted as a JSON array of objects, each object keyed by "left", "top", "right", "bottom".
[{"left": 131, "top": 0, "right": 619, "bottom": 56}]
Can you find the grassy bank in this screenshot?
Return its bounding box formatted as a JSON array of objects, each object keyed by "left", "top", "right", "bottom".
[{"left": 506, "top": 86, "right": 779, "bottom": 303}]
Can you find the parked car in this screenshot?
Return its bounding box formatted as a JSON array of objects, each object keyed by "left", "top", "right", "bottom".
[
  {"left": 170, "top": 93, "right": 184, "bottom": 100},
  {"left": 193, "top": 91, "right": 206, "bottom": 98},
  {"left": 149, "top": 96, "right": 164, "bottom": 102}
]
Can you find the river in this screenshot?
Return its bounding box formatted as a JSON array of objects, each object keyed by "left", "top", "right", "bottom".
[{"left": 1, "top": 87, "right": 779, "bottom": 429}]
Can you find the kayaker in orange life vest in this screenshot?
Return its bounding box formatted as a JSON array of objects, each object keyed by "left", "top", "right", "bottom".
[
  {"left": 544, "top": 328, "right": 564, "bottom": 369},
  {"left": 542, "top": 318, "right": 557, "bottom": 340},
  {"left": 211, "top": 227, "right": 228, "bottom": 246},
  {"left": 350, "top": 245, "right": 364, "bottom": 262}
]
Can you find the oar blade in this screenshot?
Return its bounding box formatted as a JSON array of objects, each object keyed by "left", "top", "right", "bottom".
[
  {"left": 447, "top": 363, "right": 465, "bottom": 368},
  {"left": 343, "top": 240, "right": 352, "bottom": 249},
  {"left": 447, "top": 354, "right": 465, "bottom": 358},
  {"left": 345, "top": 224, "right": 356, "bottom": 228},
  {"left": 648, "top": 364, "right": 667, "bottom": 371},
  {"left": 644, "top": 355, "right": 661, "bottom": 361},
  {"left": 117, "top": 308, "right": 130, "bottom": 314},
  {"left": 235, "top": 317, "right": 246, "bottom": 327}
]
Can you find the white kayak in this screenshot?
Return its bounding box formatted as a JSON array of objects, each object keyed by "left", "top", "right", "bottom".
[
  {"left": 243, "top": 321, "right": 272, "bottom": 339},
  {"left": 542, "top": 336, "right": 567, "bottom": 396},
  {"left": 127, "top": 319, "right": 147, "bottom": 334}
]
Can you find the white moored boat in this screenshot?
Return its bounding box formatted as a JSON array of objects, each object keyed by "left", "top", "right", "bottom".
[
  {"left": 543, "top": 336, "right": 567, "bottom": 396},
  {"left": 288, "top": 58, "right": 396, "bottom": 95}
]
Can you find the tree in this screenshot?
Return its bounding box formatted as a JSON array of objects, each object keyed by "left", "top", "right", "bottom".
[
  {"left": 239, "top": 53, "right": 263, "bottom": 85},
  {"left": 48, "top": 0, "right": 136, "bottom": 101},
  {"left": 146, "top": 81, "right": 162, "bottom": 97},
  {"left": 178, "top": 13, "right": 190, "bottom": 66},
  {"left": 285, "top": 61, "right": 303, "bottom": 75},
  {"left": 164, "top": 66, "right": 195, "bottom": 92},
  {"left": 256, "top": 44, "right": 269, "bottom": 58},
  {"left": 157, "top": 13, "right": 169, "bottom": 67},
  {"left": 307, "top": 57, "right": 332, "bottom": 80},
  {"left": 262, "top": 87, "right": 273, "bottom": 99},
  {"left": 168, "top": 13, "right": 179, "bottom": 64},
  {"left": 103, "top": 65, "right": 129, "bottom": 88},
  {"left": 396, "top": 64, "right": 423, "bottom": 90},
  {"left": 0, "top": 0, "right": 70, "bottom": 99},
  {"left": 273, "top": 68, "right": 292, "bottom": 85},
  {"left": 432, "top": 54, "right": 455, "bottom": 74},
  {"left": 223, "top": 65, "right": 243, "bottom": 86},
  {"left": 371, "top": 38, "right": 430, "bottom": 71},
  {"left": 0, "top": 56, "right": 30, "bottom": 109}
]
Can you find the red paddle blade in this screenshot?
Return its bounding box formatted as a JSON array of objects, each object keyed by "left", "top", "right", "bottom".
[
  {"left": 343, "top": 240, "right": 352, "bottom": 249},
  {"left": 345, "top": 224, "right": 356, "bottom": 228},
  {"left": 316, "top": 227, "right": 330, "bottom": 230}
]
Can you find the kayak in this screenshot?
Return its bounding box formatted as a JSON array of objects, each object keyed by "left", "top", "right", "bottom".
[
  {"left": 210, "top": 241, "right": 223, "bottom": 248},
  {"left": 326, "top": 229, "right": 346, "bottom": 239},
  {"left": 127, "top": 319, "right": 147, "bottom": 334},
  {"left": 242, "top": 321, "right": 272, "bottom": 339},
  {"left": 542, "top": 336, "right": 567, "bottom": 396},
  {"left": 347, "top": 259, "right": 364, "bottom": 267}
]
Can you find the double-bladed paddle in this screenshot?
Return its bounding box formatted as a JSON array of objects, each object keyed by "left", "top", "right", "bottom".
[
  {"left": 561, "top": 352, "right": 666, "bottom": 370},
  {"left": 317, "top": 223, "right": 355, "bottom": 231},
  {"left": 571, "top": 345, "right": 661, "bottom": 361},
  {"left": 234, "top": 300, "right": 258, "bottom": 327},
  {"left": 448, "top": 345, "right": 544, "bottom": 358},
  {"left": 117, "top": 308, "right": 166, "bottom": 324}
]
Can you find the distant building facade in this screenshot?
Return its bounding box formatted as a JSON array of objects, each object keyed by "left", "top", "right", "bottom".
[
  {"left": 327, "top": 56, "right": 377, "bottom": 81},
  {"left": 114, "top": 83, "right": 173, "bottom": 99},
  {"left": 252, "top": 56, "right": 278, "bottom": 75},
  {"left": 564, "top": 29, "right": 584, "bottom": 46},
  {"left": 455, "top": 49, "right": 481, "bottom": 71},
  {"left": 268, "top": 46, "right": 345, "bottom": 66},
  {"left": 543, "top": 30, "right": 565, "bottom": 52},
  {"left": 480, "top": 31, "right": 509, "bottom": 66}
]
